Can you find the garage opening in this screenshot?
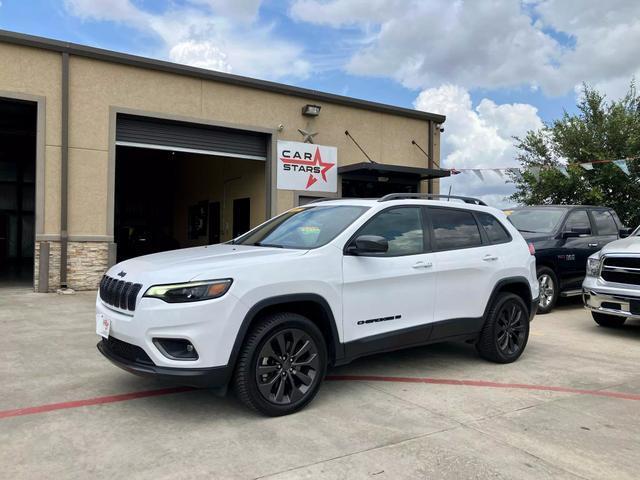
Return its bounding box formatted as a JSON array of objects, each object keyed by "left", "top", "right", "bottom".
[
  {"left": 114, "top": 114, "right": 268, "bottom": 262},
  {"left": 0, "top": 98, "right": 36, "bottom": 286}
]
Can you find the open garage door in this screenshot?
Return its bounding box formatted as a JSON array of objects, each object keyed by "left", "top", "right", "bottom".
[
  {"left": 116, "top": 114, "right": 267, "bottom": 161},
  {"left": 114, "top": 114, "right": 268, "bottom": 263}
]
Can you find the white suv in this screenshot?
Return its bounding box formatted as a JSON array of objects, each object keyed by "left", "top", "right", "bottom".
[{"left": 96, "top": 194, "right": 539, "bottom": 416}]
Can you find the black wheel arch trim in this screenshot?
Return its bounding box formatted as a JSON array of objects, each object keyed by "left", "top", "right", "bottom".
[
  {"left": 228, "top": 293, "right": 343, "bottom": 371},
  {"left": 483, "top": 276, "right": 536, "bottom": 322}
]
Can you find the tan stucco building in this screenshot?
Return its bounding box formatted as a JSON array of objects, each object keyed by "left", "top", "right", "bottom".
[{"left": 0, "top": 30, "right": 447, "bottom": 292}]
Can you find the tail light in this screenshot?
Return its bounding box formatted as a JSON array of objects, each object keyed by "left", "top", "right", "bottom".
[{"left": 528, "top": 243, "right": 536, "bottom": 255}]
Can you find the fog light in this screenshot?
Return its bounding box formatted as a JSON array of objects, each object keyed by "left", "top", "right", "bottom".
[{"left": 153, "top": 338, "right": 199, "bottom": 360}]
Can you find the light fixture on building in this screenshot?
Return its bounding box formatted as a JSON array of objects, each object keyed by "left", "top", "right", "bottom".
[{"left": 302, "top": 104, "right": 321, "bottom": 117}]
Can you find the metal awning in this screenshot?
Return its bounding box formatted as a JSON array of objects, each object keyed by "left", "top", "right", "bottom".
[{"left": 338, "top": 162, "right": 451, "bottom": 180}]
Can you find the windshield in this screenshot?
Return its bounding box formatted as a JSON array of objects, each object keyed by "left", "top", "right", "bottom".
[
  {"left": 235, "top": 205, "right": 369, "bottom": 249},
  {"left": 506, "top": 208, "right": 566, "bottom": 233}
]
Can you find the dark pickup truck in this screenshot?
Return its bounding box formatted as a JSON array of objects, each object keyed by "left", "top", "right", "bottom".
[{"left": 505, "top": 205, "right": 631, "bottom": 314}]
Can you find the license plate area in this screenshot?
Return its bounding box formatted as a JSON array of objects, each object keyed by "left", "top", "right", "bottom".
[{"left": 630, "top": 300, "right": 640, "bottom": 315}]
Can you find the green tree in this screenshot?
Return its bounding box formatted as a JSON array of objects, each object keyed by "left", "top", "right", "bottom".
[{"left": 509, "top": 82, "right": 640, "bottom": 227}]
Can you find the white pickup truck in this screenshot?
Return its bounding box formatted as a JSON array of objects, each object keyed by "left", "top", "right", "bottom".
[{"left": 583, "top": 229, "right": 640, "bottom": 326}]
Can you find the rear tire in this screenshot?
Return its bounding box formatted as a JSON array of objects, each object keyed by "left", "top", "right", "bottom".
[
  {"left": 477, "top": 292, "right": 530, "bottom": 363},
  {"left": 592, "top": 312, "right": 626, "bottom": 328},
  {"left": 234, "top": 312, "right": 327, "bottom": 416},
  {"left": 536, "top": 266, "right": 558, "bottom": 314}
]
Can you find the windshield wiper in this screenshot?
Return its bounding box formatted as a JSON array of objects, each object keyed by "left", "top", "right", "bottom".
[
  {"left": 517, "top": 229, "right": 541, "bottom": 233},
  {"left": 252, "top": 242, "right": 284, "bottom": 248}
]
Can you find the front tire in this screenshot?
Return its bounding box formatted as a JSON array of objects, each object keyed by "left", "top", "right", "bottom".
[
  {"left": 592, "top": 312, "right": 626, "bottom": 328},
  {"left": 234, "top": 312, "right": 327, "bottom": 416},
  {"left": 477, "top": 292, "right": 530, "bottom": 363},
  {"left": 536, "top": 266, "right": 558, "bottom": 314}
]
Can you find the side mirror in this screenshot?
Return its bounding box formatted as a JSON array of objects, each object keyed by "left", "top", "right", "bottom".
[
  {"left": 563, "top": 227, "right": 590, "bottom": 238},
  {"left": 349, "top": 235, "right": 388, "bottom": 254},
  {"left": 619, "top": 227, "right": 632, "bottom": 238}
]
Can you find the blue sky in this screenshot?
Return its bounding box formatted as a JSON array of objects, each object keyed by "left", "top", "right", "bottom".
[{"left": 1, "top": 0, "right": 638, "bottom": 206}]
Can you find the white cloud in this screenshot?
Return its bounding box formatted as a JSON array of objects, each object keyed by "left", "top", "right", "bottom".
[
  {"left": 415, "top": 85, "right": 543, "bottom": 208},
  {"left": 64, "top": 0, "right": 310, "bottom": 81},
  {"left": 290, "top": 0, "right": 640, "bottom": 97}
]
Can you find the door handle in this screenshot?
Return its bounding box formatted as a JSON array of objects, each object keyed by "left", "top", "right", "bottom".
[
  {"left": 412, "top": 261, "right": 433, "bottom": 269},
  {"left": 588, "top": 243, "right": 598, "bottom": 248},
  {"left": 483, "top": 255, "right": 499, "bottom": 262}
]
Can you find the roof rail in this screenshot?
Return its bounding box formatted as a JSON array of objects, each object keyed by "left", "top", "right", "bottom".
[
  {"left": 377, "top": 193, "right": 487, "bottom": 206},
  {"left": 307, "top": 197, "right": 342, "bottom": 204}
]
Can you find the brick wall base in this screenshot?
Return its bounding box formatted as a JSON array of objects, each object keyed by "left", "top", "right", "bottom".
[{"left": 34, "top": 241, "right": 110, "bottom": 292}]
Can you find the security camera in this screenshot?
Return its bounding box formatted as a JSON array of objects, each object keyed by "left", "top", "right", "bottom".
[
  {"left": 277, "top": 124, "right": 285, "bottom": 132},
  {"left": 439, "top": 127, "right": 445, "bottom": 133}
]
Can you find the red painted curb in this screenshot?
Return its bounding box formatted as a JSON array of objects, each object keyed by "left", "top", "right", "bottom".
[
  {"left": 1, "top": 375, "right": 638, "bottom": 420},
  {"left": 325, "top": 375, "right": 640, "bottom": 401},
  {"left": 0, "top": 386, "right": 195, "bottom": 420}
]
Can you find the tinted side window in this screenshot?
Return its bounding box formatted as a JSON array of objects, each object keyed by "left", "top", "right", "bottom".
[
  {"left": 430, "top": 208, "right": 482, "bottom": 250},
  {"left": 564, "top": 210, "right": 591, "bottom": 232},
  {"left": 356, "top": 207, "right": 424, "bottom": 256},
  {"left": 477, "top": 212, "right": 511, "bottom": 244},
  {"left": 592, "top": 210, "right": 618, "bottom": 235}
]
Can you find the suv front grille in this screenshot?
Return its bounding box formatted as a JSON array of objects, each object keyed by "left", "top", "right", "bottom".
[
  {"left": 601, "top": 256, "right": 640, "bottom": 286},
  {"left": 102, "top": 336, "right": 153, "bottom": 365},
  {"left": 99, "top": 275, "right": 143, "bottom": 311}
]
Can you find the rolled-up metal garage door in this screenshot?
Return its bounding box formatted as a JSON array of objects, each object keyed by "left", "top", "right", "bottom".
[{"left": 115, "top": 113, "right": 268, "bottom": 161}]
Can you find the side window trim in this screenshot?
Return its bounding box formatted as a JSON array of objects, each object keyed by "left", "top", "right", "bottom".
[
  {"left": 343, "top": 205, "right": 427, "bottom": 257},
  {"left": 426, "top": 206, "right": 486, "bottom": 252}
]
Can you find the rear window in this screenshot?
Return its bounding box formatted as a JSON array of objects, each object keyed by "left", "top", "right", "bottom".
[
  {"left": 430, "top": 208, "right": 482, "bottom": 250},
  {"left": 477, "top": 212, "right": 511, "bottom": 244}
]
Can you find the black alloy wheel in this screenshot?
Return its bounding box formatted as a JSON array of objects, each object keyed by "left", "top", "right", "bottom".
[
  {"left": 255, "top": 328, "right": 321, "bottom": 405},
  {"left": 495, "top": 300, "right": 527, "bottom": 356},
  {"left": 477, "top": 292, "right": 530, "bottom": 363},
  {"left": 234, "top": 312, "right": 327, "bottom": 416}
]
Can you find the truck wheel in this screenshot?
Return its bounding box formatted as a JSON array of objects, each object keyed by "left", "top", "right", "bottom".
[
  {"left": 592, "top": 312, "right": 626, "bottom": 328},
  {"left": 234, "top": 312, "right": 327, "bottom": 416},
  {"left": 536, "top": 266, "right": 558, "bottom": 314},
  {"left": 477, "top": 292, "right": 530, "bottom": 363}
]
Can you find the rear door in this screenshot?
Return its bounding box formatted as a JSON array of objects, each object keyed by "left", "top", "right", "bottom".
[
  {"left": 590, "top": 209, "right": 620, "bottom": 248},
  {"left": 342, "top": 205, "right": 436, "bottom": 343},
  {"left": 427, "top": 207, "right": 504, "bottom": 326},
  {"left": 559, "top": 209, "right": 597, "bottom": 289}
]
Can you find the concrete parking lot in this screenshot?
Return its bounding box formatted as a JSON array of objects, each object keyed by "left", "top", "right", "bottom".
[{"left": 1, "top": 288, "right": 639, "bottom": 480}]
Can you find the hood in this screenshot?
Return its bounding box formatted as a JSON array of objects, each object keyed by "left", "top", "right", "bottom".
[
  {"left": 600, "top": 235, "right": 640, "bottom": 255},
  {"left": 106, "top": 243, "right": 307, "bottom": 285},
  {"left": 518, "top": 231, "right": 553, "bottom": 242}
]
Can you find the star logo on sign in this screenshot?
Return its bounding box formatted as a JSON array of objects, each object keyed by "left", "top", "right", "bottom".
[{"left": 280, "top": 147, "right": 335, "bottom": 189}]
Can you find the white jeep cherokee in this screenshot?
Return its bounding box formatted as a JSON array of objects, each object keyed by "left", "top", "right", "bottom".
[{"left": 96, "top": 194, "right": 539, "bottom": 416}]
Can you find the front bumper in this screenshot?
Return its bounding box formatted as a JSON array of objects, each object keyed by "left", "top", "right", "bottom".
[
  {"left": 582, "top": 288, "right": 640, "bottom": 320},
  {"left": 97, "top": 337, "right": 233, "bottom": 388}
]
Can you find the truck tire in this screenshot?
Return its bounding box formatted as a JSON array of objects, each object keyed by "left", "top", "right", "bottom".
[
  {"left": 234, "top": 312, "right": 327, "bottom": 416},
  {"left": 477, "top": 292, "right": 530, "bottom": 363}
]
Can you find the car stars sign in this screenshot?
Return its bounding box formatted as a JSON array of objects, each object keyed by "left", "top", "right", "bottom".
[{"left": 277, "top": 140, "right": 337, "bottom": 192}]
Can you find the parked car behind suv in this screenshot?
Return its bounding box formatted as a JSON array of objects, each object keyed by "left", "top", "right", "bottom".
[
  {"left": 97, "top": 194, "right": 539, "bottom": 416},
  {"left": 505, "top": 205, "right": 629, "bottom": 314},
  {"left": 583, "top": 228, "right": 640, "bottom": 327}
]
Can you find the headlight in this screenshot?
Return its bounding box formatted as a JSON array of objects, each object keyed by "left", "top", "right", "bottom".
[
  {"left": 586, "top": 255, "right": 601, "bottom": 277},
  {"left": 144, "top": 279, "right": 232, "bottom": 303}
]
